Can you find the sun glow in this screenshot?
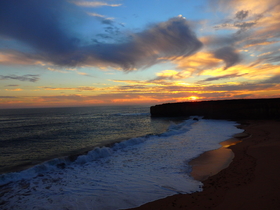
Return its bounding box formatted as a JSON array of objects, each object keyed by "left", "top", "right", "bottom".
[{"left": 188, "top": 96, "right": 199, "bottom": 101}]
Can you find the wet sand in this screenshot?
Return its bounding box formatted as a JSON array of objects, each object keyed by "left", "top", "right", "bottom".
[
  {"left": 129, "top": 120, "right": 280, "bottom": 210},
  {"left": 189, "top": 135, "right": 245, "bottom": 181}
]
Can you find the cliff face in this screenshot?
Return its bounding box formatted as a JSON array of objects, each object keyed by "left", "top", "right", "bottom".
[{"left": 150, "top": 98, "right": 280, "bottom": 120}]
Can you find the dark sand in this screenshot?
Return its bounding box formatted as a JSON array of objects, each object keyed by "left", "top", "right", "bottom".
[
  {"left": 129, "top": 120, "right": 280, "bottom": 210},
  {"left": 189, "top": 135, "right": 245, "bottom": 181}
]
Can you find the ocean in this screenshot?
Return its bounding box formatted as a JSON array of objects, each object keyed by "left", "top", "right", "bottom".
[{"left": 0, "top": 105, "right": 242, "bottom": 210}]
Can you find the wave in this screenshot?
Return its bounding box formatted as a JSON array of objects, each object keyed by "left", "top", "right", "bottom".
[
  {"left": 0, "top": 117, "right": 198, "bottom": 186},
  {"left": 0, "top": 118, "right": 242, "bottom": 210}
]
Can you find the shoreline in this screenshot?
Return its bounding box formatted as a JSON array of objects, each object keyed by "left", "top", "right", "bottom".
[
  {"left": 189, "top": 131, "right": 248, "bottom": 181},
  {"left": 129, "top": 120, "right": 280, "bottom": 209}
]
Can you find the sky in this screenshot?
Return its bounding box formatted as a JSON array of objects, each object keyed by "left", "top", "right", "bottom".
[{"left": 1, "top": 0, "right": 280, "bottom": 109}]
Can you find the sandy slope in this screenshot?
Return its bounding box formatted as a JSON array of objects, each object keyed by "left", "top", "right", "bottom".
[{"left": 129, "top": 120, "right": 280, "bottom": 210}]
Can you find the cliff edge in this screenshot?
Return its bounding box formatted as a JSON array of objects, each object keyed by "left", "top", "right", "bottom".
[{"left": 150, "top": 98, "right": 280, "bottom": 119}]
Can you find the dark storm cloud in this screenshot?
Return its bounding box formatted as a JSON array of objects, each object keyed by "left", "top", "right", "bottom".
[
  {"left": 5, "top": 85, "right": 19, "bottom": 87},
  {"left": 235, "top": 10, "right": 249, "bottom": 20},
  {"left": 101, "top": 19, "right": 115, "bottom": 25},
  {"left": 260, "top": 51, "right": 280, "bottom": 63},
  {"left": 0, "top": 0, "right": 77, "bottom": 55},
  {"left": 234, "top": 21, "right": 256, "bottom": 32},
  {"left": 213, "top": 46, "right": 241, "bottom": 69},
  {"left": 0, "top": 74, "right": 40, "bottom": 82},
  {"left": 206, "top": 83, "right": 274, "bottom": 91},
  {"left": 0, "top": 0, "right": 202, "bottom": 71},
  {"left": 261, "top": 75, "right": 280, "bottom": 84},
  {"left": 85, "top": 16, "right": 203, "bottom": 71},
  {"left": 202, "top": 26, "right": 252, "bottom": 53},
  {"left": 198, "top": 73, "right": 247, "bottom": 83},
  {"left": 38, "top": 16, "right": 202, "bottom": 71}
]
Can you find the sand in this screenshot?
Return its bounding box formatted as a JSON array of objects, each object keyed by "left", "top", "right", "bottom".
[
  {"left": 128, "top": 120, "right": 280, "bottom": 210},
  {"left": 189, "top": 136, "right": 244, "bottom": 181}
]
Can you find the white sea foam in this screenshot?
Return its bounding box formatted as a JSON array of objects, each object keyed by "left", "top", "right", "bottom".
[{"left": 0, "top": 118, "right": 242, "bottom": 210}]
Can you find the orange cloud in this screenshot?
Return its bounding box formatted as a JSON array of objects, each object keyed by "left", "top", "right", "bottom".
[
  {"left": 171, "top": 51, "right": 222, "bottom": 75},
  {"left": 244, "top": 41, "right": 278, "bottom": 48},
  {"left": 154, "top": 70, "right": 191, "bottom": 80},
  {"left": 216, "top": 0, "right": 279, "bottom": 14},
  {"left": 1, "top": 80, "right": 280, "bottom": 109},
  {"left": 0, "top": 52, "right": 39, "bottom": 65},
  {"left": 41, "top": 86, "right": 100, "bottom": 92},
  {"left": 199, "top": 62, "right": 280, "bottom": 83},
  {"left": 157, "top": 70, "right": 179, "bottom": 77},
  {"left": 111, "top": 96, "right": 160, "bottom": 104},
  {"left": 5, "top": 88, "right": 23, "bottom": 91}
]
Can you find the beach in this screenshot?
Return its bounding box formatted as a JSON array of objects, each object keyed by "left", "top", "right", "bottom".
[
  {"left": 1, "top": 109, "right": 243, "bottom": 210},
  {"left": 129, "top": 120, "right": 280, "bottom": 210}
]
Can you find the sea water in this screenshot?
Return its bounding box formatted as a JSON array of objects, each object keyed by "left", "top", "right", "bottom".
[{"left": 0, "top": 105, "right": 242, "bottom": 210}]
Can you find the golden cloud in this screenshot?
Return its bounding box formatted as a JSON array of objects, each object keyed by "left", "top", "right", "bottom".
[
  {"left": 41, "top": 86, "right": 100, "bottom": 92},
  {"left": 0, "top": 52, "right": 39, "bottom": 65},
  {"left": 5, "top": 88, "right": 23, "bottom": 91},
  {"left": 170, "top": 51, "right": 222, "bottom": 75}
]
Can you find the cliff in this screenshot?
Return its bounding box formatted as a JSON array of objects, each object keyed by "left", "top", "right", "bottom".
[{"left": 150, "top": 98, "right": 280, "bottom": 119}]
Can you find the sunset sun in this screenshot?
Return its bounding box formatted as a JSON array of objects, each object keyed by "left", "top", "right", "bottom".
[{"left": 188, "top": 96, "right": 198, "bottom": 101}]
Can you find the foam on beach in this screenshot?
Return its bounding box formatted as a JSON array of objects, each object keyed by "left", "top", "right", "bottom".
[{"left": 0, "top": 118, "right": 242, "bottom": 210}]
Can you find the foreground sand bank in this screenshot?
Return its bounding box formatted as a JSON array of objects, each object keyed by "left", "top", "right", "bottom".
[
  {"left": 129, "top": 120, "right": 280, "bottom": 210},
  {"left": 189, "top": 133, "right": 246, "bottom": 181}
]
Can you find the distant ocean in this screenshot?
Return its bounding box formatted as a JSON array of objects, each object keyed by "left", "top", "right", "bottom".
[{"left": 0, "top": 105, "right": 242, "bottom": 210}]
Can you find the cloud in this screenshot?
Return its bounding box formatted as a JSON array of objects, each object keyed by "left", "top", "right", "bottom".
[
  {"left": 0, "top": 0, "right": 78, "bottom": 56},
  {"left": 200, "top": 33, "right": 245, "bottom": 50},
  {"left": 78, "top": 16, "right": 203, "bottom": 71},
  {"left": 218, "top": 0, "right": 280, "bottom": 14},
  {"left": 39, "top": 94, "right": 87, "bottom": 102},
  {"left": 47, "top": 67, "right": 68, "bottom": 73},
  {"left": 168, "top": 51, "right": 221, "bottom": 76},
  {"left": 71, "top": 1, "right": 122, "bottom": 7},
  {"left": 208, "top": 0, "right": 280, "bottom": 60},
  {"left": 87, "top": 12, "right": 116, "bottom": 26},
  {"left": 0, "top": 74, "right": 40, "bottom": 82},
  {"left": 5, "top": 88, "right": 23, "bottom": 91},
  {"left": 36, "top": 92, "right": 163, "bottom": 105},
  {"left": 198, "top": 73, "right": 247, "bottom": 83},
  {"left": 213, "top": 46, "right": 241, "bottom": 69},
  {"left": 77, "top": 72, "right": 93, "bottom": 76},
  {"left": 244, "top": 41, "right": 278, "bottom": 48},
  {"left": 5, "top": 85, "right": 19, "bottom": 87},
  {"left": 150, "top": 70, "right": 190, "bottom": 81},
  {"left": 234, "top": 21, "right": 256, "bottom": 33},
  {"left": 0, "top": 0, "right": 202, "bottom": 71},
  {"left": 213, "top": 21, "right": 256, "bottom": 32},
  {"left": 110, "top": 78, "right": 280, "bottom": 101},
  {"left": 261, "top": 74, "right": 280, "bottom": 84},
  {"left": 0, "top": 51, "right": 41, "bottom": 65},
  {"left": 87, "top": 12, "right": 114, "bottom": 20},
  {"left": 235, "top": 10, "right": 249, "bottom": 20},
  {"left": 205, "top": 83, "right": 275, "bottom": 91},
  {"left": 206, "top": 0, "right": 280, "bottom": 61},
  {"left": 41, "top": 86, "right": 99, "bottom": 91},
  {"left": 0, "top": 96, "right": 17, "bottom": 99}
]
